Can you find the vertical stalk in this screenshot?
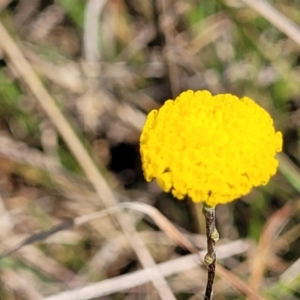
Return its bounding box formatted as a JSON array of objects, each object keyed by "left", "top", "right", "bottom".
[{"left": 203, "top": 203, "right": 219, "bottom": 300}]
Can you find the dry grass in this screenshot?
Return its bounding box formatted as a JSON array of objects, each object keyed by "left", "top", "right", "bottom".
[{"left": 0, "top": 0, "right": 300, "bottom": 299}]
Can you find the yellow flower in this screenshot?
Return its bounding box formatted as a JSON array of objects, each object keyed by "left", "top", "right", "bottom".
[{"left": 140, "top": 90, "right": 282, "bottom": 207}]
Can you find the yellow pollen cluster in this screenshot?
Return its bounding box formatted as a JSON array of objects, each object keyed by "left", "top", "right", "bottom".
[{"left": 140, "top": 90, "right": 282, "bottom": 207}]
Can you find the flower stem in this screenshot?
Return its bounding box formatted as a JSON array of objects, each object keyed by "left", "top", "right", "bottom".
[{"left": 203, "top": 203, "right": 219, "bottom": 300}]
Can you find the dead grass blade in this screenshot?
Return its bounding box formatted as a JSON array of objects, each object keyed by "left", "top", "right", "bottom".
[
  {"left": 13, "top": 245, "right": 77, "bottom": 285},
  {"left": 1, "top": 201, "right": 265, "bottom": 299},
  {"left": 159, "top": 0, "right": 181, "bottom": 97},
  {"left": 0, "top": 134, "right": 61, "bottom": 173},
  {"left": 242, "top": 0, "right": 300, "bottom": 46},
  {"left": 216, "top": 265, "right": 266, "bottom": 300},
  {"left": 119, "top": 202, "right": 199, "bottom": 254},
  {"left": 23, "top": 47, "right": 84, "bottom": 93},
  {"left": 0, "top": 220, "right": 75, "bottom": 258},
  {"left": 120, "top": 203, "right": 266, "bottom": 300},
  {"left": 1, "top": 268, "right": 43, "bottom": 300},
  {"left": 0, "top": 206, "right": 128, "bottom": 259},
  {"left": 247, "top": 204, "right": 292, "bottom": 296},
  {"left": 280, "top": 256, "right": 300, "bottom": 286},
  {"left": 0, "top": 21, "right": 116, "bottom": 212},
  {"left": 83, "top": 0, "right": 107, "bottom": 65},
  {"left": 1, "top": 203, "right": 187, "bottom": 258},
  {"left": 0, "top": 21, "right": 175, "bottom": 299},
  {"left": 43, "top": 240, "right": 249, "bottom": 300},
  {"left": 188, "top": 12, "right": 233, "bottom": 53},
  {"left": 274, "top": 199, "right": 300, "bottom": 251}
]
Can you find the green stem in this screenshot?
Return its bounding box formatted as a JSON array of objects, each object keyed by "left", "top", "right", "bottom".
[{"left": 203, "top": 203, "right": 219, "bottom": 300}]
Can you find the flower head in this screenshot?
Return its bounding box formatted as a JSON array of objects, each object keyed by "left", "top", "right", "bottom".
[{"left": 140, "top": 90, "right": 282, "bottom": 207}]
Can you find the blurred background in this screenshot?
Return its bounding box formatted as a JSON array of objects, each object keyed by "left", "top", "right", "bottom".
[{"left": 0, "top": 0, "right": 300, "bottom": 299}]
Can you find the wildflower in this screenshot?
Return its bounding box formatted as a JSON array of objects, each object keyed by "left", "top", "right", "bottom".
[{"left": 140, "top": 90, "right": 282, "bottom": 207}]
